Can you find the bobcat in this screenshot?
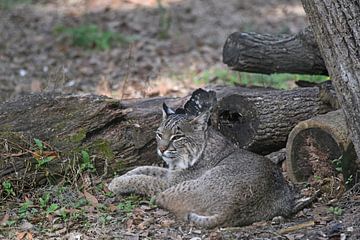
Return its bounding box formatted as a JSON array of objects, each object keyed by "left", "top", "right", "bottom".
[{"left": 108, "top": 101, "right": 295, "bottom": 228}]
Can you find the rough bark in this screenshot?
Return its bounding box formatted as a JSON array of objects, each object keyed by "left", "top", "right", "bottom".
[
  {"left": 285, "top": 110, "right": 359, "bottom": 189},
  {"left": 302, "top": 0, "right": 360, "bottom": 161},
  {"left": 0, "top": 93, "right": 183, "bottom": 190},
  {"left": 211, "top": 85, "right": 333, "bottom": 154},
  {"left": 223, "top": 27, "right": 327, "bottom": 75},
  {"left": 0, "top": 86, "right": 333, "bottom": 190}
]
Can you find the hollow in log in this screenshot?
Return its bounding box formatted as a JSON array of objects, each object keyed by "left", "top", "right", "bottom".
[{"left": 285, "top": 110, "right": 359, "bottom": 191}]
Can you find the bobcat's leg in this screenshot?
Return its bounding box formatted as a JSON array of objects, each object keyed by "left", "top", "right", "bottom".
[
  {"left": 155, "top": 180, "right": 228, "bottom": 228},
  {"left": 124, "top": 166, "right": 169, "bottom": 178},
  {"left": 108, "top": 175, "right": 169, "bottom": 196},
  {"left": 187, "top": 213, "right": 226, "bottom": 229}
]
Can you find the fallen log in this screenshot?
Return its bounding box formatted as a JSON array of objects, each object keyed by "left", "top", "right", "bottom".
[
  {"left": 0, "top": 86, "right": 334, "bottom": 192},
  {"left": 285, "top": 110, "right": 359, "bottom": 191},
  {"left": 223, "top": 27, "right": 327, "bottom": 75},
  {"left": 211, "top": 85, "right": 333, "bottom": 154},
  {"left": 0, "top": 93, "right": 183, "bottom": 193}
]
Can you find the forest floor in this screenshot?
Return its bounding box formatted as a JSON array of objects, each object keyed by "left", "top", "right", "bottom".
[
  {"left": 0, "top": 0, "right": 359, "bottom": 239},
  {"left": 0, "top": 0, "right": 310, "bottom": 103}
]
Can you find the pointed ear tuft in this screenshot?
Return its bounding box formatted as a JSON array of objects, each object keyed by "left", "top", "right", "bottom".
[{"left": 162, "top": 102, "right": 175, "bottom": 120}]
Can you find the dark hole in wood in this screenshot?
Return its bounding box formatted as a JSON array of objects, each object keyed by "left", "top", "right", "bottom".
[
  {"left": 290, "top": 128, "right": 342, "bottom": 182},
  {"left": 214, "top": 94, "right": 258, "bottom": 148},
  {"left": 219, "top": 111, "right": 242, "bottom": 124}
]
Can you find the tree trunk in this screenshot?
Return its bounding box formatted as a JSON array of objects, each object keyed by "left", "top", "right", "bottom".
[
  {"left": 211, "top": 85, "right": 333, "bottom": 154},
  {"left": 223, "top": 27, "right": 327, "bottom": 75},
  {"left": 285, "top": 110, "right": 359, "bottom": 193},
  {"left": 301, "top": 0, "right": 360, "bottom": 161},
  {"left": 0, "top": 86, "right": 333, "bottom": 190}
]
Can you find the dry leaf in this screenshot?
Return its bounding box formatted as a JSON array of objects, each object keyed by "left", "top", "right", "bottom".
[
  {"left": 27, "top": 232, "right": 33, "bottom": 240},
  {"left": 108, "top": 204, "right": 117, "bottom": 212},
  {"left": 83, "top": 190, "right": 99, "bottom": 207},
  {"left": 0, "top": 213, "right": 9, "bottom": 225},
  {"left": 160, "top": 219, "right": 175, "bottom": 228},
  {"left": 16, "top": 232, "right": 27, "bottom": 240}
]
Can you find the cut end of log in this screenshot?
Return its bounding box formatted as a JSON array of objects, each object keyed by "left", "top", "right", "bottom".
[
  {"left": 286, "top": 110, "right": 359, "bottom": 192},
  {"left": 287, "top": 127, "right": 343, "bottom": 182},
  {"left": 212, "top": 94, "right": 259, "bottom": 148}
]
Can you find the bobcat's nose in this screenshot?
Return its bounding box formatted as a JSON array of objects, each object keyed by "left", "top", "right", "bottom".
[{"left": 158, "top": 145, "right": 167, "bottom": 153}]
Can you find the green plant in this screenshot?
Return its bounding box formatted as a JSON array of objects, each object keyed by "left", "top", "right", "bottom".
[
  {"left": 332, "top": 155, "right": 344, "bottom": 172},
  {"left": 195, "top": 68, "right": 329, "bottom": 89},
  {"left": 99, "top": 214, "right": 113, "bottom": 224},
  {"left": 2, "top": 180, "right": 15, "bottom": 197},
  {"left": 117, "top": 195, "right": 141, "bottom": 215},
  {"left": 46, "top": 203, "right": 59, "bottom": 215},
  {"left": 105, "top": 191, "right": 114, "bottom": 198},
  {"left": 55, "top": 24, "right": 133, "bottom": 50},
  {"left": 59, "top": 207, "right": 68, "bottom": 221},
  {"left": 345, "top": 175, "right": 353, "bottom": 185},
  {"left": 70, "top": 211, "right": 83, "bottom": 221},
  {"left": 148, "top": 196, "right": 157, "bottom": 208},
  {"left": 39, "top": 192, "right": 51, "bottom": 209},
  {"left": 329, "top": 206, "right": 343, "bottom": 216},
  {"left": 314, "top": 175, "right": 322, "bottom": 181},
  {"left": 74, "top": 197, "right": 88, "bottom": 208},
  {"left": 33, "top": 138, "right": 56, "bottom": 168},
  {"left": 34, "top": 138, "right": 44, "bottom": 151},
  {"left": 18, "top": 200, "right": 33, "bottom": 218},
  {"left": 80, "top": 150, "right": 95, "bottom": 172},
  {"left": 4, "top": 220, "right": 16, "bottom": 227}
]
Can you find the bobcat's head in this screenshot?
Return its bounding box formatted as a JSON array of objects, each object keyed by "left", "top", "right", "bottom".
[{"left": 156, "top": 103, "right": 210, "bottom": 170}]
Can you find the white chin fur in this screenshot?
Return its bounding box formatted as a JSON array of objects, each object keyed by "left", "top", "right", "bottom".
[
  {"left": 161, "top": 156, "right": 189, "bottom": 170},
  {"left": 157, "top": 148, "right": 192, "bottom": 170}
]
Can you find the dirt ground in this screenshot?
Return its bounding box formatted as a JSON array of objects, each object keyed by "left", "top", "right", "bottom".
[
  {"left": 0, "top": 0, "right": 307, "bottom": 102},
  {"left": 1, "top": 0, "right": 360, "bottom": 239}
]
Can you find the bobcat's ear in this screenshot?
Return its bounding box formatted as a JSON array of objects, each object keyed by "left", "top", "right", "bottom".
[
  {"left": 190, "top": 111, "right": 210, "bottom": 130},
  {"left": 162, "top": 103, "right": 175, "bottom": 120}
]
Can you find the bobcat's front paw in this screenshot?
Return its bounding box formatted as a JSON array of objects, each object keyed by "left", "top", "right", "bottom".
[
  {"left": 108, "top": 176, "right": 135, "bottom": 195},
  {"left": 108, "top": 177, "right": 123, "bottom": 194}
]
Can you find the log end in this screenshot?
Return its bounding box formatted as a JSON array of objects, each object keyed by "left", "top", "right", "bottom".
[
  {"left": 212, "top": 94, "right": 259, "bottom": 148},
  {"left": 287, "top": 127, "right": 343, "bottom": 182},
  {"left": 222, "top": 32, "right": 242, "bottom": 67},
  {"left": 286, "top": 111, "right": 358, "bottom": 194}
]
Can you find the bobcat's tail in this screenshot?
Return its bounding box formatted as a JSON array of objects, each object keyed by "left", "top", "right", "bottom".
[
  {"left": 187, "top": 212, "right": 224, "bottom": 229},
  {"left": 292, "top": 190, "right": 321, "bottom": 214}
]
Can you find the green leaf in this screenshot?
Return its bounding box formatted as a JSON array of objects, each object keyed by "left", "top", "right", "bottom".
[
  {"left": 39, "top": 192, "right": 51, "bottom": 209},
  {"left": 47, "top": 203, "right": 59, "bottom": 214},
  {"left": 34, "top": 138, "right": 44, "bottom": 150},
  {"left": 81, "top": 150, "right": 90, "bottom": 163},
  {"left": 37, "top": 156, "right": 55, "bottom": 168}
]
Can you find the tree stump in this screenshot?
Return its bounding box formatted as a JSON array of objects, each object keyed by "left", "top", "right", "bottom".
[{"left": 286, "top": 110, "right": 359, "bottom": 191}]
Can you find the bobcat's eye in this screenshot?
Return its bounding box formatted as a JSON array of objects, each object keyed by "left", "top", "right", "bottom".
[
  {"left": 156, "top": 132, "right": 162, "bottom": 139},
  {"left": 170, "top": 134, "right": 185, "bottom": 141}
]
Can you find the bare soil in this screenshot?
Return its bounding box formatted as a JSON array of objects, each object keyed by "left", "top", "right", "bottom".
[
  {"left": 1, "top": 0, "right": 359, "bottom": 239},
  {"left": 0, "top": 0, "right": 307, "bottom": 101}
]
